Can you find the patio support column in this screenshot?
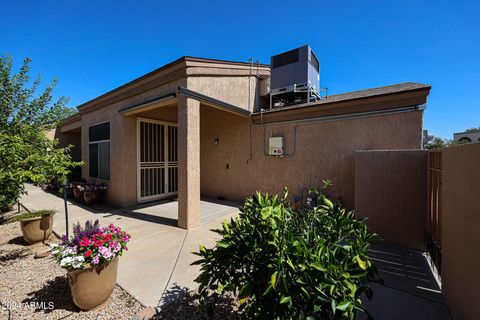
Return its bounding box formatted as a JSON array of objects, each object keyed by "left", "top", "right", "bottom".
[{"left": 177, "top": 96, "right": 200, "bottom": 229}]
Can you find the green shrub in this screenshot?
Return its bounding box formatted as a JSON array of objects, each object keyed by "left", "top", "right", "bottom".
[
  {"left": 0, "top": 173, "right": 22, "bottom": 212},
  {"left": 192, "top": 186, "right": 380, "bottom": 319}
]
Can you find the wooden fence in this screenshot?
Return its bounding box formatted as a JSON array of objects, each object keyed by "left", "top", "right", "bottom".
[{"left": 427, "top": 150, "right": 442, "bottom": 273}]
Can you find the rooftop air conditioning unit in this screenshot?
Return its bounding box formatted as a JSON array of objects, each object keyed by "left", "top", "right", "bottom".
[{"left": 269, "top": 45, "right": 320, "bottom": 107}]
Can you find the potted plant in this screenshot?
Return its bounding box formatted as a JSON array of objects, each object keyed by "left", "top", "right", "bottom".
[
  {"left": 83, "top": 183, "right": 107, "bottom": 205},
  {"left": 72, "top": 183, "right": 85, "bottom": 200},
  {"left": 16, "top": 209, "right": 55, "bottom": 244},
  {"left": 50, "top": 220, "right": 130, "bottom": 310}
]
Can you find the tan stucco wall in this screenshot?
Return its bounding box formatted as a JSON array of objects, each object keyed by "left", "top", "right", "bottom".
[
  {"left": 354, "top": 150, "right": 427, "bottom": 250},
  {"left": 200, "top": 106, "right": 423, "bottom": 209},
  {"left": 47, "top": 128, "right": 82, "bottom": 161},
  {"left": 187, "top": 75, "right": 262, "bottom": 112},
  {"left": 79, "top": 79, "right": 185, "bottom": 207},
  {"left": 441, "top": 142, "right": 480, "bottom": 320}
]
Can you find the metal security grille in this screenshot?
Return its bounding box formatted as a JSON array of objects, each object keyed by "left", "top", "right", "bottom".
[{"left": 137, "top": 118, "right": 178, "bottom": 202}]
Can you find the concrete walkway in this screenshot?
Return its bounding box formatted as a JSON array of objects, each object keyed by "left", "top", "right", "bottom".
[
  {"left": 20, "top": 184, "right": 239, "bottom": 307},
  {"left": 361, "top": 243, "right": 451, "bottom": 320}
]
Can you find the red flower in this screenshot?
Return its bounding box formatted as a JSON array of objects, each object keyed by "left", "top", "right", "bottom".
[
  {"left": 85, "top": 251, "right": 92, "bottom": 258},
  {"left": 79, "top": 237, "right": 91, "bottom": 247}
]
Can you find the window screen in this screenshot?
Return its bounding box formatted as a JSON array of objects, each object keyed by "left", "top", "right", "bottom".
[
  {"left": 98, "top": 142, "right": 110, "bottom": 180},
  {"left": 89, "top": 144, "right": 98, "bottom": 178},
  {"left": 89, "top": 122, "right": 110, "bottom": 142},
  {"left": 89, "top": 122, "right": 110, "bottom": 180}
]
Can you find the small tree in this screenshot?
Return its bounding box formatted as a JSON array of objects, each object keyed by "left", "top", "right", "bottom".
[{"left": 0, "top": 53, "right": 81, "bottom": 212}]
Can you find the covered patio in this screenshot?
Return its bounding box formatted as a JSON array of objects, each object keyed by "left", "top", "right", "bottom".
[{"left": 117, "top": 87, "right": 250, "bottom": 230}]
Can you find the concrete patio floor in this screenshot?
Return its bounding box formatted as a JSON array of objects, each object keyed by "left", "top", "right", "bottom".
[{"left": 20, "top": 184, "right": 239, "bottom": 307}]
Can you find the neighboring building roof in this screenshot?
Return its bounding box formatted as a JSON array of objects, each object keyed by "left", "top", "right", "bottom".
[{"left": 454, "top": 128, "right": 480, "bottom": 135}]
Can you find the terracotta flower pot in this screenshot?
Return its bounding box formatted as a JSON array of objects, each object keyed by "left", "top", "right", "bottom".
[
  {"left": 67, "top": 257, "right": 118, "bottom": 310},
  {"left": 20, "top": 214, "right": 53, "bottom": 244},
  {"left": 83, "top": 190, "right": 102, "bottom": 205},
  {"left": 73, "top": 188, "right": 84, "bottom": 200}
]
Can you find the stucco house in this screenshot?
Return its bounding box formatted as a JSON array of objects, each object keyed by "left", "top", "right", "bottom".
[
  {"left": 54, "top": 52, "right": 431, "bottom": 229},
  {"left": 453, "top": 128, "right": 480, "bottom": 143}
]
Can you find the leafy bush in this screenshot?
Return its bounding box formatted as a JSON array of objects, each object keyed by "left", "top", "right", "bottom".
[
  {"left": 193, "top": 186, "right": 380, "bottom": 319},
  {"left": 0, "top": 53, "right": 81, "bottom": 212}
]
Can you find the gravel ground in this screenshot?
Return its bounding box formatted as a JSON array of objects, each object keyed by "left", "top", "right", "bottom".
[
  {"left": 0, "top": 217, "right": 144, "bottom": 320},
  {"left": 156, "top": 287, "right": 238, "bottom": 320}
]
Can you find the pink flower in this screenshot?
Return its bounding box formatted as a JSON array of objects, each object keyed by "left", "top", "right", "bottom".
[
  {"left": 79, "top": 237, "right": 91, "bottom": 247},
  {"left": 99, "top": 246, "right": 113, "bottom": 259},
  {"left": 113, "top": 243, "right": 121, "bottom": 253},
  {"left": 85, "top": 251, "right": 92, "bottom": 258},
  {"left": 92, "top": 255, "right": 100, "bottom": 265}
]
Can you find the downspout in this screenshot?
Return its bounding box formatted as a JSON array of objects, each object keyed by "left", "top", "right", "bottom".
[{"left": 247, "top": 58, "right": 254, "bottom": 112}]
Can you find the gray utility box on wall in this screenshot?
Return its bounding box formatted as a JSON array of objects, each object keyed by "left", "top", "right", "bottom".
[
  {"left": 268, "top": 137, "right": 284, "bottom": 156},
  {"left": 270, "top": 45, "right": 320, "bottom": 93}
]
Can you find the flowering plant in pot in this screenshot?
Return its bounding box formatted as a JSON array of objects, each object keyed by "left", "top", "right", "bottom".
[
  {"left": 50, "top": 220, "right": 130, "bottom": 310},
  {"left": 72, "top": 182, "right": 85, "bottom": 200},
  {"left": 79, "top": 183, "right": 107, "bottom": 205}
]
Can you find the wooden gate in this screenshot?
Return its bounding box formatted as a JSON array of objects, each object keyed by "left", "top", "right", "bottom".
[{"left": 427, "top": 150, "right": 442, "bottom": 272}]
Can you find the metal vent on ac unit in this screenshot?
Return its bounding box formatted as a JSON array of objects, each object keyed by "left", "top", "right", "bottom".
[{"left": 269, "top": 45, "right": 321, "bottom": 109}]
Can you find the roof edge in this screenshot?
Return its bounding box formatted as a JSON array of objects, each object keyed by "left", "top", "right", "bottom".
[
  {"left": 253, "top": 82, "right": 431, "bottom": 116},
  {"left": 77, "top": 56, "right": 270, "bottom": 111},
  {"left": 59, "top": 112, "right": 81, "bottom": 127}
]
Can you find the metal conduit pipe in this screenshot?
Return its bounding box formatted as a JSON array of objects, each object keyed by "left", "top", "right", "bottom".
[
  {"left": 250, "top": 104, "right": 425, "bottom": 127},
  {"left": 248, "top": 104, "right": 425, "bottom": 159}
]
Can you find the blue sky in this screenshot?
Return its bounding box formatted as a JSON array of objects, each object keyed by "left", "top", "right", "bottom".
[{"left": 1, "top": 0, "right": 479, "bottom": 138}]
